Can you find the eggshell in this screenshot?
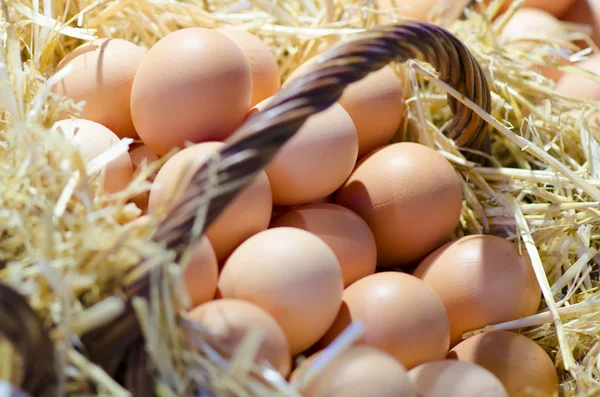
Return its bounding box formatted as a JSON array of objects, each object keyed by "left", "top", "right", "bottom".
[
  {"left": 376, "top": 0, "right": 441, "bottom": 22},
  {"left": 217, "top": 227, "right": 344, "bottom": 354},
  {"left": 491, "top": 0, "right": 577, "bottom": 17},
  {"left": 188, "top": 299, "right": 291, "bottom": 376},
  {"left": 318, "top": 272, "right": 450, "bottom": 369},
  {"left": 498, "top": 8, "right": 567, "bottom": 82},
  {"left": 285, "top": 63, "right": 405, "bottom": 157},
  {"left": 148, "top": 142, "right": 272, "bottom": 263},
  {"left": 270, "top": 203, "right": 376, "bottom": 287},
  {"left": 562, "top": 0, "right": 600, "bottom": 46},
  {"left": 413, "top": 234, "right": 541, "bottom": 346},
  {"left": 252, "top": 99, "right": 358, "bottom": 206},
  {"left": 556, "top": 53, "right": 600, "bottom": 101},
  {"left": 52, "top": 118, "right": 133, "bottom": 193},
  {"left": 131, "top": 28, "right": 252, "bottom": 155},
  {"left": 290, "top": 346, "right": 416, "bottom": 397},
  {"left": 335, "top": 142, "right": 463, "bottom": 267},
  {"left": 53, "top": 38, "right": 145, "bottom": 139},
  {"left": 448, "top": 331, "right": 559, "bottom": 397},
  {"left": 183, "top": 237, "right": 219, "bottom": 307},
  {"left": 409, "top": 360, "right": 508, "bottom": 397},
  {"left": 216, "top": 28, "right": 280, "bottom": 107}
]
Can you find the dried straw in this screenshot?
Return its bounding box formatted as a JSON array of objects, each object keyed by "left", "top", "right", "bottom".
[{"left": 2, "top": 0, "right": 600, "bottom": 396}]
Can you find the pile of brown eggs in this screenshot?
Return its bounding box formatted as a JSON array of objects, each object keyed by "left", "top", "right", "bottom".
[{"left": 47, "top": 0, "right": 600, "bottom": 394}]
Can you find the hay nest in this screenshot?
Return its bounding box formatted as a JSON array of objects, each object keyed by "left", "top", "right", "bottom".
[{"left": 1, "top": 0, "right": 600, "bottom": 396}]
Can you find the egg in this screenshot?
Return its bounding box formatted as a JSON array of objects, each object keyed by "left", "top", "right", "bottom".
[
  {"left": 129, "top": 144, "right": 159, "bottom": 178},
  {"left": 556, "top": 53, "right": 600, "bottom": 101},
  {"left": 188, "top": 299, "right": 291, "bottom": 376},
  {"left": 490, "top": 0, "right": 577, "bottom": 17},
  {"left": 270, "top": 203, "right": 376, "bottom": 287},
  {"left": 413, "top": 234, "right": 541, "bottom": 346},
  {"left": 318, "top": 272, "right": 450, "bottom": 369},
  {"left": 409, "top": 360, "right": 508, "bottom": 397},
  {"left": 335, "top": 142, "right": 463, "bottom": 267},
  {"left": 285, "top": 63, "right": 405, "bottom": 157},
  {"left": 216, "top": 28, "right": 280, "bottom": 107},
  {"left": 183, "top": 237, "right": 219, "bottom": 307},
  {"left": 52, "top": 118, "right": 133, "bottom": 193},
  {"left": 131, "top": 28, "right": 252, "bottom": 155},
  {"left": 148, "top": 141, "right": 272, "bottom": 263},
  {"left": 448, "top": 331, "right": 559, "bottom": 397},
  {"left": 217, "top": 227, "right": 343, "bottom": 354},
  {"left": 498, "top": 8, "right": 567, "bottom": 82},
  {"left": 251, "top": 99, "right": 358, "bottom": 206},
  {"left": 290, "top": 346, "right": 416, "bottom": 397},
  {"left": 52, "top": 38, "right": 145, "bottom": 139},
  {"left": 562, "top": 0, "right": 600, "bottom": 46},
  {"left": 376, "top": 0, "right": 441, "bottom": 22}
]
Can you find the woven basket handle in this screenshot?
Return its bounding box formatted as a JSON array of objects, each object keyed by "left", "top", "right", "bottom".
[{"left": 153, "top": 21, "right": 491, "bottom": 257}]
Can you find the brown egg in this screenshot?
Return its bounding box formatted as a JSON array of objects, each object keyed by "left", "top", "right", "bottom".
[
  {"left": 216, "top": 28, "right": 280, "bottom": 107},
  {"left": 129, "top": 144, "right": 159, "bottom": 176},
  {"left": 131, "top": 28, "right": 252, "bottom": 155},
  {"left": 409, "top": 360, "right": 508, "bottom": 397},
  {"left": 335, "top": 142, "right": 463, "bottom": 267},
  {"left": 285, "top": 62, "right": 404, "bottom": 157},
  {"left": 52, "top": 118, "right": 133, "bottom": 193},
  {"left": 563, "top": 0, "right": 600, "bottom": 46},
  {"left": 413, "top": 234, "right": 541, "bottom": 346},
  {"left": 448, "top": 331, "right": 559, "bottom": 397},
  {"left": 52, "top": 38, "right": 145, "bottom": 139},
  {"left": 376, "top": 0, "right": 441, "bottom": 22},
  {"left": 252, "top": 99, "right": 358, "bottom": 206},
  {"left": 148, "top": 142, "right": 272, "bottom": 263},
  {"left": 319, "top": 272, "right": 450, "bottom": 369},
  {"left": 498, "top": 8, "right": 567, "bottom": 82},
  {"left": 183, "top": 237, "right": 219, "bottom": 307},
  {"left": 188, "top": 299, "right": 291, "bottom": 376},
  {"left": 556, "top": 53, "right": 600, "bottom": 101},
  {"left": 218, "top": 227, "right": 344, "bottom": 354},
  {"left": 290, "top": 346, "right": 416, "bottom": 397},
  {"left": 270, "top": 203, "right": 376, "bottom": 287},
  {"left": 491, "top": 0, "right": 577, "bottom": 17}
]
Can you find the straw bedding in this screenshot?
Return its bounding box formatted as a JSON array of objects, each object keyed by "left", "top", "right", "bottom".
[{"left": 2, "top": 0, "right": 600, "bottom": 396}]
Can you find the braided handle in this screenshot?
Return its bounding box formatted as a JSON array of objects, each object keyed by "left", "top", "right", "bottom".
[
  {"left": 154, "top": 21, "right": 491, "bottom": 255},
  {"left": 79, "top": 20, "right": 491, "bottom": 387}
]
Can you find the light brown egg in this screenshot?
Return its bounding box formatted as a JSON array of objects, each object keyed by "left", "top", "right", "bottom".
[
  {"left": 52, "top": 118, "right": 133, "bottom": 193},
  {"left": 491, "top": 0, "right": 577, "bottom": 17},
  {"left": 188, "top": 299, "right": 291, "bottom": 376},
  {"left": 409, "top": 360, "right": 508, "bottom": 397},
  {"left": 413, "top": 234, "right": 541, "bottom": 346},
  {"left": 218, "top": 227, "right": 344, "bottom": 354},
  {"left": 131, "top": 28, "right": 252, "bottom": 155},
  {"left": 285, "top": 62, "right": 404, "bottom": 157},
  {"left": 376, "top": 0, "right": 441, "bottom": 22},
  {"left": 335, "top": 142, "right": 463, "bottom": 267},
  {"left": 556, "top": 53, "right": 600, "bottom": 101},
  {"left": 52, "top": 38, "right": 145, "bottom": 139},
  {"left": 448, "top": 331, "right": 559, "bottom": 397},
  {"left": 318, "top": 272, "right": 450, "bottom": 370},
  {"left": 290, "top": 346, "right": 416, "bottom": 397},
  {"left": 129, "top": 144, "right": 159, "bottom": 177},
  {"left": 216, "top": 28, "right": 280, "bottom": 107},
  {"left": 498, "top": 8, "right": 567, "bottom": 82},
  {"left": 563, "top": 0, "right": 600, "bottom": 46},
  {"left": 252, "top": 99, "right": 358, "bottom": 206},
  {"left": 270, "top": 203, "right": 376, "bottom": 287},
  {"left": 148, "top": 141, "right": 272, "bottom": 263},
  {"left": 183, "top": 237, "right": 219, "bottom": 307}
]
